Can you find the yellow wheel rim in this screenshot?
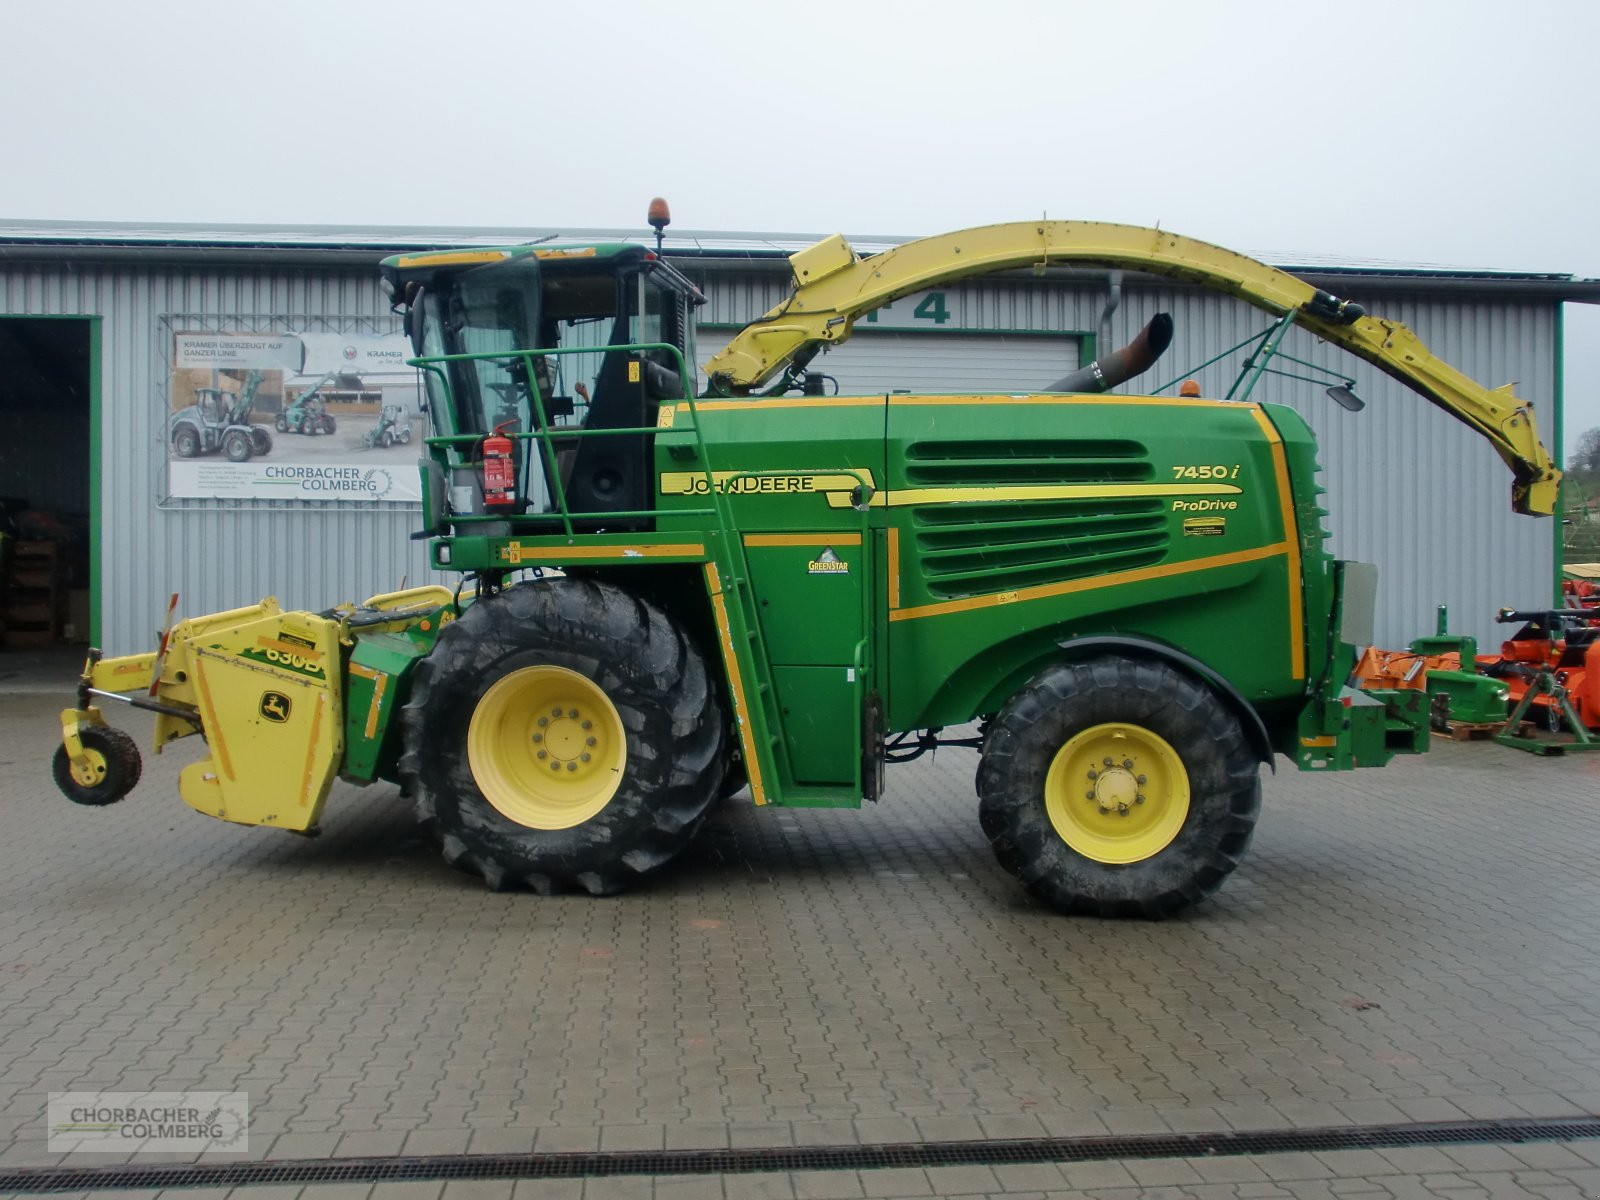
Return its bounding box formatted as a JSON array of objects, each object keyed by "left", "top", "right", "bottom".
[
  {"left": 70, "top": 748, "right": 108, "bottom": 789},
  {"left": 1044, "top": 722, "right": 1190, "bottom": 864},
  {"left": 467, "top": 665, "right": 627, "bottom": 830}
]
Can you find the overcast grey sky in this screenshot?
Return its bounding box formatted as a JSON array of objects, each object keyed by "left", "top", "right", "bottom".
[{"left": 3, "top": 0, "right": 1596, "bottom": 445}]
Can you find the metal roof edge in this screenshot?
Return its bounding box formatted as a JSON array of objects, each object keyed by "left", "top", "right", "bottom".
[{"left": 1, "top": 220, "right": 1595, "bottom": 302}]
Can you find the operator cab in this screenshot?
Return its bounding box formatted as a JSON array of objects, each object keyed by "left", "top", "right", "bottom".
[
  {"left": 194, "top": 390, "right": 224, "bottom": 425},
  {"left": 382, "top": 243, "right": 704, "bottom": 530}
]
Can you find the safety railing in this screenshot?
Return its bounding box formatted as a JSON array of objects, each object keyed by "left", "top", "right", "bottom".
[{"left": 410, "top": 341, "right": 720, "bottom": 541}]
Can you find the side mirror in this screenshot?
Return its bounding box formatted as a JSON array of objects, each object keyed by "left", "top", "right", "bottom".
[
  {"left": 1326, "top": 384, "right": 1365, "bottom": 412},
  {"left": 405, "top": 288, "right": 427, "bottom": 355}
]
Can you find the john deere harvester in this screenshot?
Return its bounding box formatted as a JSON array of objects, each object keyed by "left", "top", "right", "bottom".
[{"left": 53, "top": 219, "right": 1559, "bottom": 916}]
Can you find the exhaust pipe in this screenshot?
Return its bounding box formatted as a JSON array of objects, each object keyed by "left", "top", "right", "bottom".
[{"left": 1047, "top": 313, "right": 1174, "bottom": 394}]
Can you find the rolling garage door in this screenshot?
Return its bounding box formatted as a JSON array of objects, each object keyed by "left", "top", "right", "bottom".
[
  {"left": 691, "top": 326, "right": 1085, "bottom": 397},
  {"left": 800, "top": 331, "right": 1083, "bottom": 395}
]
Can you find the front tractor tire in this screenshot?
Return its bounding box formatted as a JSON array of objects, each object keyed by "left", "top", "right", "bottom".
[
  {"left": 978, "top": 656, "right": 1261, "bottom": 918},
  {"left": 400, "top": 579, "right": 725, "bottom": 895},
  {"left": 222, "top": 429, "right": 253, "bottom": 462}
]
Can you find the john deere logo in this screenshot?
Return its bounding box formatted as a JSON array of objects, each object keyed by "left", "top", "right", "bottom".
[{"left": 260, "top": 692, "right": 292, "bottom": 723}]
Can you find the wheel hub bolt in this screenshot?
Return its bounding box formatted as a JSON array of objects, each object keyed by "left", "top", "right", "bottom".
[
  {"left": 1136, "top": 775, "right": 1147, "bottom": 785},
  {"left": 1123, "top": 758, "right": 1133, "bottom": 769},
  {"left": 537, "top": 717, "right": 548, "bottom": 727},
  {"left": 532, "top": 733, "right": 543, "bottom": 744},
  {"left": 566, "top": 762, "right": 577, "bottom": 772},
  {"left": 1103, "top": 757, "right": 1113, "bottom": 767},
  {"left": 581, "top": 753, "right": 591, "bottom": 763},
  {"left": 1086, "top": 790, "right": 1096, "bottom": 801},
  {"left": 550, "top": 762, "right": 561, "bottom": 771},
  {"left": 581, "top": 720, "right": 592, "bottom": 730},
  {"left": 586, "top": 736, "right": 597, "bottom": 747},
  {"left": 568, "top": 709, "right": 579, "bottom": 719},
  {"left": 552, "top": 707, "right": 562, "bottom": 717},
  {"left": 1087, "top": 768, "right": 1098, "bottom": 780},
  {"left": 1135, "top": 794, "right": 1145, "bottom": 804},
  {"left": 1117, "top": 803, "right": 1130, "bottom": 816},
  {"left": 536, "top": 750, "right": 547, "bottom": 760}
]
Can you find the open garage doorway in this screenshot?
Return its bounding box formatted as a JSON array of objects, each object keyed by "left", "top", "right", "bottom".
[{"left": 0, "top": 317, "right": 98, "bottom": 662}]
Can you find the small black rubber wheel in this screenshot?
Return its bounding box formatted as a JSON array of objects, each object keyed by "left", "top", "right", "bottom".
[
  {"left": 400, "top": 578, "right": 725, "bottom": 894},
  {"left": 977, "top": 655, "right": 1261, "bottom": 918},
  {"left": 52, "top": 726, "right": 142, "bottom": 806},
  {"left": 222, "top": 429, "right": 253, "bottom": 462}
]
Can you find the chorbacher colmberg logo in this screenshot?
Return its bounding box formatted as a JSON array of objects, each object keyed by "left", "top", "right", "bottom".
[{"left": 261, "top": 466, "right": 394, "bottom": 497}]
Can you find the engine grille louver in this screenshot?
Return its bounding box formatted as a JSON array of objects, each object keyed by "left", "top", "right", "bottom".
[{"left": 904, "top": 440, "right": 1169, "bottom": 600}]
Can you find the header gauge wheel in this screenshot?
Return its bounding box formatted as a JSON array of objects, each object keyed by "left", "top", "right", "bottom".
[
  {"left": 978, "top": 655, "right": 1261, "bottom": 918},
  {"left": 400, "top": 578, "right": 724, "bottom": 895},
  {"left": 52, "top": 726, "right": 142, "bottom": 806}
]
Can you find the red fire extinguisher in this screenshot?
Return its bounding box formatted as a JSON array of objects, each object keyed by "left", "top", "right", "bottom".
[{"left": 481, "top": 421, "right": 517, "bottom": 509}]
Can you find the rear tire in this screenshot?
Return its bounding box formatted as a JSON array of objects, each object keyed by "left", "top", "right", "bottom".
[
  {"left": 977, "top": 655, "right": 1261, "bottom": 918},
  {"left": 250, "top": 427, "right": 273, "bottom": 456},
  {"left": 275, "top": 415, "right": 289, "bottom": 432},
  {"left": 400, "top": 578, "right": 724, "bottom": 894},
  {"left": 52, "top": 726, "right": 142, "bottom": 806}
]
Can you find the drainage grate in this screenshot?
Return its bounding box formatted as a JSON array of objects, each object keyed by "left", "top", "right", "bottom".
[{"left": 2, "top": 1116, "right": 1597, "bottom": 1194}]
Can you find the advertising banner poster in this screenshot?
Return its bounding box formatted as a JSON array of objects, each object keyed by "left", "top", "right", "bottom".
[{"left": 166, "top": 330, "right": 423, "bottom": 503}]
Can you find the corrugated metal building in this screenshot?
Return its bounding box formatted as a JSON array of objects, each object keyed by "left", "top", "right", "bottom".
[{"left": 1, "top": 220, "right": 1595, "bottom": 654}]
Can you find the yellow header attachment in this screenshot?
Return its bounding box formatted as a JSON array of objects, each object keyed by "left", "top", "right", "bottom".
[{"left": 702, "top": 221, "right": 1559, "bottom": 515}]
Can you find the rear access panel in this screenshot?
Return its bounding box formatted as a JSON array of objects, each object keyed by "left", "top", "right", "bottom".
[{"left": 772, "top": 666, "right": 858, "bottom": 785}]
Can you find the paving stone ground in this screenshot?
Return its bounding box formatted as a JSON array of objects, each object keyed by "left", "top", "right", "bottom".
[{"left": 1, "top": 686, "right": 1598, "bottom": 1198}]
